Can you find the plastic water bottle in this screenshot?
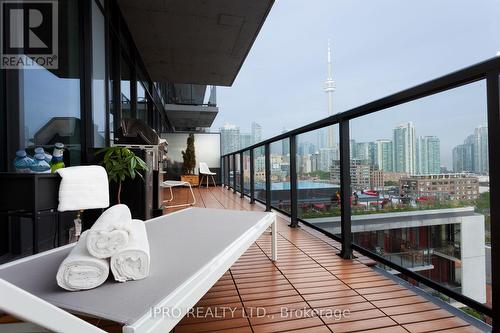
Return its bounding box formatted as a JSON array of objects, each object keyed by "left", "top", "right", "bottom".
[
  {"left": 50, "top": 142, "right": 65, "bottom": 173},
  {"left": 13, "top": 150, "right": 34, "bottom": 173},
  {"left": 34, "top": 147, "right": 52, "bottom": 164},
  {"left": 31, "top": 153, "right": 51, "bottom": 173}
]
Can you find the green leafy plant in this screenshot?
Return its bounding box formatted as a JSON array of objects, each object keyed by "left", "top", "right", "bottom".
[
  {"left": 96, "top": 147, "right": 149, "bottom": 204},
  {"left": 181, "top": 133, "right": 196, "bottom": 175}
]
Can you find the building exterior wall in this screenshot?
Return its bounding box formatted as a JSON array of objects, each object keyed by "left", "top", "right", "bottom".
[
  {"left": 306, "top": 207, "right": 486, "bottom": 304},
  {"left": 400, "top": 173, "right": 480, "bottom": 200},
  {"left": 220, "top": 123, "right": 240, "bottom": 155},
  {"left": 393, "top": 122, "right": 416, "bottom": 174},
  {"left": 460, "top": 214, "right": 487, "bottom": 303},
  {"left": 375, "top": 139, "right": 393, "bottom": 172}
]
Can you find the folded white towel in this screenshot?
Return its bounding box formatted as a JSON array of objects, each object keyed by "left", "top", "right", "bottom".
[
  {"left": 56, "top": 166, "right": 110, "bottom": 212},
  {"left": 86, "top": 204, "right": 133, "bottom": 259},
  {"left": 56, "top": 231, "right": 109, "bottom": 291},
  {"left": 110, "top": 220, "right": 150, "bottom": 282}
]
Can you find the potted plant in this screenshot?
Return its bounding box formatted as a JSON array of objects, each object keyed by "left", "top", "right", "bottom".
[
  {"left": 180, "top": 134, "right": 198, "bottom": 186},
  {"left": 96, "top": 147, "right": 149, "bottom": 204}
]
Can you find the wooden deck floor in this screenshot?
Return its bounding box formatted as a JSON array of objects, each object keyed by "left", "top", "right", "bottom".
[
  {"left": 0, "top": 186, "right": 486, "bottom": 332},
  {"left": 167, "top": 186, "right": 484, "bottom": 333}
]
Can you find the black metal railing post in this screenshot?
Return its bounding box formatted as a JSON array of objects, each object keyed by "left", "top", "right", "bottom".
[
  {"left": 232, "top": 154, "right": 236, "bottom": 192},
  {"left": 265, "top": 143, "right": 271, "bottom": 212},
  {"left": 486, "top": 71, "right": 499, "bottom": 329},
  {"left": 250, "top": 149, "right": 255, "bottom": 204},
  {"left": 339, "top": 120, "right": 354, "bottom": 259},
  {"left": 289, "top": 135, "right": 299, "bottom": 227},
  {"left": 240, "top": 152, "right": 244, "bottom": 198}
]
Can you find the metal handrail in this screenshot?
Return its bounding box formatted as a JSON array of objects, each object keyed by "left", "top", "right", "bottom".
[{"left": 220, "top": 56, "right": 500, "bottom": 323}]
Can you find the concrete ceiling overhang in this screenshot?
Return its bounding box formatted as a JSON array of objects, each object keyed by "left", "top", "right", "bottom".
[
  {"left": 117, "top": 0, "right": 274, "bottom": 86},
  {"left": 165, "top": 104, "right": 219, "bottom": 129}
]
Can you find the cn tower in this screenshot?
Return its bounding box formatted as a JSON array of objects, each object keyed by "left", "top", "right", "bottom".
[{"left": 324, "top": 40, "right": 336, "bottom": 148}]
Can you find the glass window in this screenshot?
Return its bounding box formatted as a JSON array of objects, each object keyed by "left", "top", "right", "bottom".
[
  {"left": 108, "top": 37, "right": 116, "bottom": 143},
  {"left": 120, "top": 54, "right": 131, "bottom": 120},
  {"left": 137, "top": 82, "right": 148, "bottom": 124},
  {"left": 91, "top": 0, "right": 106, "bottom": 147},
  {"left": 20, "top": 0, "right": 81, "bottom": 165}
]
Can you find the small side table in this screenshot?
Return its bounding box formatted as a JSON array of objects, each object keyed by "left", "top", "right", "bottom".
[
  {"left": 161, "top": 180, "right": 196, "bottom": 209},
  {"left": 0, "top": 173, "right": 61, "bottom": 254}
]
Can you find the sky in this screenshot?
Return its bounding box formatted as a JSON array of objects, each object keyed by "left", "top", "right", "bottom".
[{"left": 211, "top": 0, "right": 500, "bottom": 168}]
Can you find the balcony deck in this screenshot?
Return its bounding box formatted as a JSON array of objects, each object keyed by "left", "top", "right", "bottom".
[
  {"left": 0, "top": 186, "right": 485, "bottom": 332},
  {"left": 167, "top": 186, "right": 484, "bottom": 333}
]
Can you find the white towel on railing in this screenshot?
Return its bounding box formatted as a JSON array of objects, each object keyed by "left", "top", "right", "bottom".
[
  {"left": 110, "top": 220, "right": 150, "bottom": 282},
  {"left": 56, "top": 231, "right": 109, "bottom": 291},
  {"left": 86, "top": 204, "right": 133, "bottom": 259},
  {"left": 56, "top": 166, "right": 110, "bottom": 212}
]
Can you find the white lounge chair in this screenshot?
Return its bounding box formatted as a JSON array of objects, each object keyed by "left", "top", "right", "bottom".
[
  {"left": 0, "top": 208, "right": 277, "bottom": 333},
  {"left": 199, "top": 162, "right": 217, "bottom": 187}
]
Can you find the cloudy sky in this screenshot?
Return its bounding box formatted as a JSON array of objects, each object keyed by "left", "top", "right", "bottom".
[{"left": 211, "top": 0, "right": 500, "bottom": 167}]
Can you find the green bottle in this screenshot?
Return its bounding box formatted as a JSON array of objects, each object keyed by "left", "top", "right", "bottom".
[{"left": 50, "top": 142, "right": 65, "bottom": 173}]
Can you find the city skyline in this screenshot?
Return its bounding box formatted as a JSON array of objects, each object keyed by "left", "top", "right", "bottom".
[
  {"left": 212, "top": 0, "right": 494, "bottom": 167},
  {"left": 221, "top": 119, "right": 488, "bottom": 176}
]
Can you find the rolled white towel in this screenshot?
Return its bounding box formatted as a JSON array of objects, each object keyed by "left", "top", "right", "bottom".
[
  {"left": 110, "top": 220, "right": 150, "bottom": 282},
  {"left": 56, "top": 231, "right": 109, "bottom": 291},
  {"left": 86, "top": 204, "right": 133, "bottom": 259}
]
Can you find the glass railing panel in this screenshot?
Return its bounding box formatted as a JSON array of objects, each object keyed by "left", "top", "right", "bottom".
[
  {"left": 253, "top": 146, "right": 267, "bottom": 204},
  {"left": 270, "top": 139, "right": 291, "bottom": 213},
  {"left": 235, "top": 153, "right": 241, "bottom": 192},
  {"left": 229, "top": 154, "right": 234, "bottom": 188},
  {"left": 349, "top": 79, "right": 490, "bottom": 321},
  {"left": 243, "top": 150, "right": 251, "bottom": 195},
  {"left": 222, "top": 156, "right": 228, "bottom": 186},
  {"left": 296, "top": 124, "right": 341, "bottom": 236}
]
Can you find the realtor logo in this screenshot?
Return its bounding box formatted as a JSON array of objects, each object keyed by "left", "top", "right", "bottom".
[{"left": 1, "top": 0, "right": 58, "bottom": 69}]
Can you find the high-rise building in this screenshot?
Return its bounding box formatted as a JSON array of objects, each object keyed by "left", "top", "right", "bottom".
[
  {"left": 452, "top": 125, "right": 488, "bottom": 174},
  {"left": 310, "top": 152, "right": 321, "bottom": 172},
  {"left": 416, "top": 136, "right": 440, "bottom": 174},
  {"left": 352, "top": 141, "right": 375, "bottom": 166},
  {"left": 240, "top": 133, "right": 253, "bottom": 150},
  {"left": 375, "top": 139, "right": 393, "bottom": 172},
  {"left": 393, "top": 122, "right": 416, "bottom": 174},
  {"left": 317, "top": 129, "right": 327, "bottom": 150},
  {"left": 298, "top": 141, "right": 316, "bottom": 156},
  {"left": 220, "top": 123, "right": 240, "bottom": 155},
  {"left": 324, "top": 41, "right": 336, "bottom": 148},
  {"left": 453, "top": 144, "right": 473, "bottom": 172},
  {"left": 298, "top": 155, "right": 313, "bottom": 174},
  {"left": 251, "top": 122, "right": 262, "bottom": 144},
  {"left": 474, "top": 125, "right": 489, "bottom": 174},
  {"left": 319, "top": 147, "right": 339, "bottom": 172}
]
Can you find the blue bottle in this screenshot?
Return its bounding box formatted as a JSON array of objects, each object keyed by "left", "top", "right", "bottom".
[
  {"left": 31, "top": 153, "right": 51, "bottom": 173},
  {"left": 13, "top": 150, "right": 34, "bottom": 173},
  {"left": 34, "top": 147, "right": 52, "bottom": 164}
]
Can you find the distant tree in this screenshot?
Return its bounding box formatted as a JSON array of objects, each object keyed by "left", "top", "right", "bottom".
[{"left": 384, "top": 180, "right": 399, "bottom": 187}]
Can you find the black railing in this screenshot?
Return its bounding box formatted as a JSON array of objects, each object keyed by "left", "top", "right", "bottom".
[{"left": 220, "top": 56, "right": 500, "bottom": 327}]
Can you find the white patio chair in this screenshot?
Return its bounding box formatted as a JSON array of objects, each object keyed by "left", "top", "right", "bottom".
[{"left": 199, "top": 162, "right": 217, "bottom": 187}]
